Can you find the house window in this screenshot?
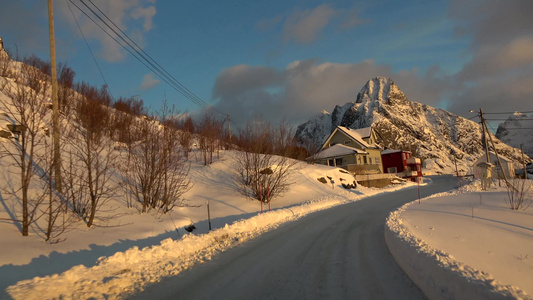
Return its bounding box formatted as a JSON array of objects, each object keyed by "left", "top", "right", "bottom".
[
  {"left": 335, "top": 158, "right": 343, "bottom": 166},
  {"left": 376, "top": 157, "right": 381, "bottom": 164},
  {"left": 417, "top": 165, "right": 421, "bottom": 171},
  {"left": 328, "top": 159, "right": 334, "bottom": 166},
  {"left": 363, "top": 156, "right": 367, "bottom": 164},
  {"left": 369, "top": 157, "right": 373, "bottom": 164},
  {"left": 388, "top": 167, "right": 397, "bottom": 173}
]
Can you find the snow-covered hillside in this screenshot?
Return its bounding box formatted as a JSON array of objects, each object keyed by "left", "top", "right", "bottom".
[
  {"left": 296, "top": 76, "right": 530, "bottom": 174},
  {"left": 496, "top": 112, "right": 533, "bottom": 158}
]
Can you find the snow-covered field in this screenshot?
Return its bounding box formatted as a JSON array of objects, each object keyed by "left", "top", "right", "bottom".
[
  {"left": 2, "top": 148, "right": 532, "bottom": 299},
  {"left": 1, "top": 151, "right": 417, "bottom": 299},
  {"left": 387, "top": 180, "right": 533, "bottom": 299}
]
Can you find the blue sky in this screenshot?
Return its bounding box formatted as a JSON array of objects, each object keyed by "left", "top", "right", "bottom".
[{"left": 1, "top": 0, "right": 532, "bottom": 128}]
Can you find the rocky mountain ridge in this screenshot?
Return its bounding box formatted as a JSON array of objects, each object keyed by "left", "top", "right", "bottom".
[
  {"left": 296, "top": 76, "right": 530, "bottom": 174},
  {"left": 496, "top": 112, "right": 533, "bottom": 159}
]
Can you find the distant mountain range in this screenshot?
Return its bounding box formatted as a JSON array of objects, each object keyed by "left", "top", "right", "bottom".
[
  {"left": 496, "top": 112, "right": 533, "bottom": 159},
  {"left": 296, "top": 76, "right": 530, "bottom": 174}
]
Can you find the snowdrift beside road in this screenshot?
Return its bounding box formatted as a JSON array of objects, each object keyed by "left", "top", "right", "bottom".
[
  {"left": 386, "top": 182, "right": 533, "bottom": 299},
  {"left": 5, "top": 173, "right": 417, "bottom": 299}
]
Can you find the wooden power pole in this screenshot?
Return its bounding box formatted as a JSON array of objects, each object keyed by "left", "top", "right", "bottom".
[
  {"left": 48, "top": 0, "right": 62, "bottom": 192},
  {"left": 479, "top": 108, "right": 490, "bottom": 164},
  {"left": 479, "top": 108, "right": 511, "bottom": 186}
]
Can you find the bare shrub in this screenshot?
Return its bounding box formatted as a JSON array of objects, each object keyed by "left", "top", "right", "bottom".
[
  {"left": 177, "top": 115, "right": 194, "bottom": 159},
  {"left": 57, "top": 62, "right": 76, "bottom": 115},
  {"left": 0, "top": 57, "right": 51, "bottom": 236},
  {"left": 62, "top": 84, "right": 116, "bottom": 227},
  {"left": 197, "top": 112, "right": 224, "bottom": 166},
  {"left": 505, "top": 179, "right": 532, "bottom": 210},
  {"left": 233, "top": 119, "right": 298, "bottom": 211},
  {"left": 124, "top": 102, "right": 191, "bottom": 213}
]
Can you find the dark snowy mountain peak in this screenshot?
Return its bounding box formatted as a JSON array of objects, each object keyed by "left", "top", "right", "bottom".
[
  {"left": 355, "top": 76, "right": 408, "bottom": 106},
  {"left": 296, "top": 76, "right": 530, "bottom": 174},
  {"left": 496, "top": 112, "right": 533, "bottom": 158},
  {"left": 331, "top": 102, "right": 354, "bottom": 127}
]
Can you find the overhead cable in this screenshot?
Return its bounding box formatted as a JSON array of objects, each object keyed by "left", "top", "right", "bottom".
[{"left": 69, "top": 0, "right": 223, "bottom": 115}]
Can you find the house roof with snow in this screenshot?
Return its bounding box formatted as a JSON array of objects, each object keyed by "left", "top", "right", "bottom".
[
  {"left": 322, "top": 126, "right": 381, "bottom": 151},
  {"left": 381, "top": 149, "right": 411, "bottom": 155},
  {"left": 337, "top": 126, "right": 372, "bottom": 147},
  {"left": 312, "top": 144, "right": 367, "bottom": 160}
]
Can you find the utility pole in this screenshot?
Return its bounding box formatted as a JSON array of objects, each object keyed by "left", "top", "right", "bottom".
[
  {"left": 48, "top": 0, "right": 62, "bottom": 192},
  {"left": 479, "top": 109, "right": 511, "bottom": 186},
  {"left": 479, "top": 108, "right": 490, "bottom": 164}
]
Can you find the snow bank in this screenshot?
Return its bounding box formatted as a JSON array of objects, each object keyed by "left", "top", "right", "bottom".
[
  {"left": 6, "top": 180, "right": 415, "bottom": 299},
  {"left": 385, "top": 185, "right": 531, "bottom": 300}
]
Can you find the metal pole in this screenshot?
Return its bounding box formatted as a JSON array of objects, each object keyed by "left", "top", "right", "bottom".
[
  {"left": 207, "top": 199, "right": 211, "bottom": 230},
  {"left": 479, "top": 109, "right": 490, "bottom": 164},
  {"left": 48, "top": 0, "right": 61, "bottom": 192},
  {"left": 454, "top": 155, "right": 462, "bottom": 193}
]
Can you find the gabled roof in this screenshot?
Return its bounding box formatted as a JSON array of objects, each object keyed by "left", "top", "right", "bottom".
[
  {"left": 381, "top": 149, "right": 411, "bottom": 155},
  {"left": 312, "top": 144, "right": 367, "bottom": 160},
  {"left": 322, "top": 126, "right": 381, "bottom": 150},
  {"left": 475, "top": 151, "right": 512, "bottom": 163}
]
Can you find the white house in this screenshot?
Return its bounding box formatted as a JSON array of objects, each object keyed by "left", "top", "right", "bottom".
[
  {"left": 474, "top": 151, "right": 515, "bottom": 180},
  {"left": 310, "top": 126, "right": 383, "bottom": 174}
]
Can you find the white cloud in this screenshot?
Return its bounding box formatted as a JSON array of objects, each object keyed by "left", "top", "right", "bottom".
[
  {"left": 282, "top": 4, "right": 337, "bottom": 44},
  {"left": 131, "top": 6, "right": 157, "bottom": 32},
  {"left": 58, "top": 0, "right": 157, "bottom": 62},
  {"left": 212, "top": 59, "right": 452, "bottom": 128},
  {"left": 447, "top": 0, "right": 533, "bottom": 115},
  {"left": 339, "top": 7, "right": 367, "bottom": 29},
  {"left": 140, "top": 73, "right": 160, "bottom": 89}
]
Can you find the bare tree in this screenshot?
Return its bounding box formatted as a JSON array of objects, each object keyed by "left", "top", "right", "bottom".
[
  {"left": 63, "top": 83, "right": 116, "bottom": 227},
  {"left": 505, "top": 179, "right": 532, "bottom": 210},
  {"left": 177, "top": 115, "right": 194, "bottom": 159},
  {"left": 41, "top": 136, "right": 77, "bottom": 242},
  {"left": 197, "top": 112, "right": 224, "bottom": 166},
  {"left": 233, "top": 119, "right": 298, "bottom": 212},
  {"left": 158, "top": 102, "right": 192, "bottom": 212},
  {"left": 56, "top": 62, "right": 76, "bottom": 115},
  {"left": 110, "top": 97, "right": 147, "bottom": 208},
  {"left": 0, "top": 56, "right": 51, "bottom": 236},
  {"left": 124, "top": 102, "right": 191, "bottom": 213}
]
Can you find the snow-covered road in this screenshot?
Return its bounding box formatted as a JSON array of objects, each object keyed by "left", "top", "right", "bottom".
[{"left": 133, "top": 175, "right": 459, "bottom": 299}]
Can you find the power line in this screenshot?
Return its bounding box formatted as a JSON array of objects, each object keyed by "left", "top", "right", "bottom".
[
  {"left": 485, "top": 118, "right": 533, "bottom": 121},
  {"left": 84, "top": 0, "right": 214, "bottom": 112},
  {"left": 483, "top": 110, "right": 533, "bottom": 115},
  {"left": 496, "top": 128, "right": 533, "bottom": 130},
  {"left": 68, "top": 0, "right": 223, "bottom": 115},
  {"left": 66, "top": 0, "right": 113, "bottom": 99},
  {"left": 78, "top": 0, "right": 200, "bottom": 107}
]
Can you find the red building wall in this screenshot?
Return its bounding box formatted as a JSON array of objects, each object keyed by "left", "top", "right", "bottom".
[{"left": 381, "top": 151, "right": 411, "bottom": 173}]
